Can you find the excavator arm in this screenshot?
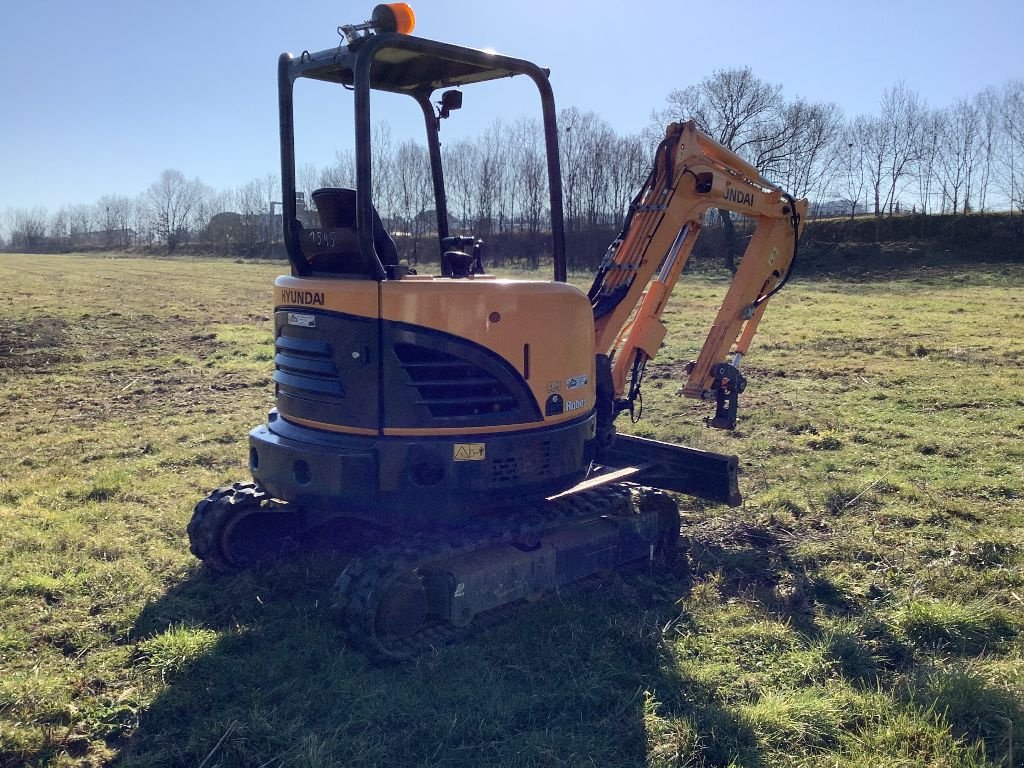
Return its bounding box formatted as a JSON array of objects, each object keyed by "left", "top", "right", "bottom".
[{"left": 589, "top": 121, "right": 808, "bottom": 430}]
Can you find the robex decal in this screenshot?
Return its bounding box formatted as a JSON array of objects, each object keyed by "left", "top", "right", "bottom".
[{"left": 280, "top": 289, "right": 325, "bottom": 307}]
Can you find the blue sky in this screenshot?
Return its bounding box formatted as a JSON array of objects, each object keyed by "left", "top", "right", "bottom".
[{"left": 1, "top": 0, "right": 1022, "bottom": 213}]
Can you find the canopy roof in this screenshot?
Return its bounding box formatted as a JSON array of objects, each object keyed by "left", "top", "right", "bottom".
[{"left": 287, "top": 33, "right": 545, "bottom": 95}]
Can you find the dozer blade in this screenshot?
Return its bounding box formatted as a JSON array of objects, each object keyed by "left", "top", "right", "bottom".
[{"left": 597, "top": 434, "right": 742, "bottom": 506}]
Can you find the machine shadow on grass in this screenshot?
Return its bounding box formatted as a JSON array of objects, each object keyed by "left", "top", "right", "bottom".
[
  {"left": 114, "top": 534, "right": 767, "bottom": 768},
  {"left": 683, "top": 515, "right": 856, "bottom": 633},
  {"left": 112, "top": 513, "right": 1020, "bottom": 767}
]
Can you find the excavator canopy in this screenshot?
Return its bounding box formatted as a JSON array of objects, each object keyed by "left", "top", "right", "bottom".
[{"left": 278, "top": 31, "right": 566, "bottom": 280}]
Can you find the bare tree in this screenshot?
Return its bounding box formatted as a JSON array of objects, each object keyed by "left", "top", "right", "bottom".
[
  {"left": 488, "top": 120, "right": 518, "bottom": 238},
  {"left": 473, "top": 125, "right": 502, "bottom": 240},
  {"left": 297, "top": 162, "right": 320, "bottom": 208},
  {"left": 862, "top": 115, "right": 890, "bottom": 217},
  {"left": 509, "top": 116, "right": 547, "bottom": 238},
  {"left": 68, "top": 204, "right": 95, "bottom": 245},
  {"left": 838, "top": 117, "right": 871, "bottom": 218},
  {"left": 145, "top": 169, "right": 207, "bottom": 251},
  {"left": 443, "top": 138, "right": 481, "bottom": 233},
  {"left": 878, "top": 83, "right": 924, "bottom": 215},
  {"left": 605, "top": 133, "right": 650, "bottom": 225},
  {"left": 652, "top": 67, "right": 788, "bottom": 270},
  {"left": 194, "top": 189, "right": 231, "bottom": 249},
  {"left": 14, "top": 72, "right": 1024, "bottom": 264},
  {"left": 235, "top": 180, "right": 266, "bottom": 252},
  {"left": 559, "top": 108, "right": 632, "bottom": 269},
  {"left": 911, "top": 109, "right": 943, "bottom": 214},
  {"left": 581, "top": 119, "right": 617, "bottom": 229},
  {"left": 998, "top": 80, "right": 1024, "bottom": 213},
  {"left": 656, "top": 67, "right": 784, "bottom": 157},
  {"left": 972, "top": 87, "right": 1000, "bottom": 213},
  {"left": 319, "top": 150, "right": 357, "bottom": 191},
  {"left": 370, "top": 122, "right": 398, "bottom": 226},
  {"left": 131, "top": 194, "right": 153, "bottom": 246},
  {"left": 559, "top": 107, "right": 600, "bottom": 236},
  {"left": 49, "top": 207, "right": 70, "bottom": 246},
  {"left": 776, "top": 100, "right": 844, "bottom": 207},
  {"left": 97, "top": 194, "right": 134, "bottom": 247},
  {"left": 259, "top": 173, "right": 280, "bottom": 244},
  {"left": 392, "top": 139, "right": 432, "bottom": 262},
  {"left": 6, "top": 208, "right": 49, "bottom": 251},
  {"left": 937, "top": 98, "right": 979, "bottom": 215}
]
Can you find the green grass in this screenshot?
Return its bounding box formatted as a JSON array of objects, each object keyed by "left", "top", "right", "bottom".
[{"left": 1, "top": 252, "right": 1022, "bottom": 767}]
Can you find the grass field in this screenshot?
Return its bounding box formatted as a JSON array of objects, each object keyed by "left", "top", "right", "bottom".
[{"left": 1, "top": 252, "right": 1022, "bottom": 767}]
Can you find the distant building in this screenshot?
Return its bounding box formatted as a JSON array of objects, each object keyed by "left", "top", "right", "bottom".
[
  {"left": 206, "top": 212, "right": 245, "bottom": 245},
  {"left": 70, "top": 229, "right": 136, "bottom": 248},
  {"left": 267, "top": 192, "right": 319, "bottom": 242},
  {"left": 811, "top": 200, "right": 868, "bottom": 218},
  {"left": 205, "top": 194, "right": 319, "bottom": 252}
]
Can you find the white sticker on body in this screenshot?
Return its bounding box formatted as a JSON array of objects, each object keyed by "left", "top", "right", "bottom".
[{"left": 454, "top": 443, "right": 486, "bottom": 461}]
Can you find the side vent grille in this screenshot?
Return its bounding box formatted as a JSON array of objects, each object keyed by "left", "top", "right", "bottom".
[
  {"left": 491, "top": 441, "right": 553, "bottom": 483},
  {"left": 273, "top": 334, "right": 345, "bottom": 401},
  {"left": 395, "top": 343, "right": 516, "bottom": 418}
]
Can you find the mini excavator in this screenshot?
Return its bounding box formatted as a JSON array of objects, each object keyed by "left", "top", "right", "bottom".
[{"left": 188, "top": 4, "right": 808, "bottom": 660}]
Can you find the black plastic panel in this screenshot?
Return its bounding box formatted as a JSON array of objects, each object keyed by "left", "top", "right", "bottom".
[
  {"left": 273, "top": 310, "right": 378, "bottom": 431},
  {"left": 381, "top": 321, "right": 542, "bottom": 429}
]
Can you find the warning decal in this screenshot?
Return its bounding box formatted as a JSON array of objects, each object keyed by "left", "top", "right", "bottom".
[{"left": 453, "top": 443, "right": 486, "bottom": 461}]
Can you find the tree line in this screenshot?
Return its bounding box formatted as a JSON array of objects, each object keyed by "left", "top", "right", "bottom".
[{"left": 4, "top": 72, "right": 1023, "bottom": 270}]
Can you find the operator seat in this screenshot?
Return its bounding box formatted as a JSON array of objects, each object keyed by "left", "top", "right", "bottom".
[{"left": 310, "top": 187, "right": 399, "bottom": 273}]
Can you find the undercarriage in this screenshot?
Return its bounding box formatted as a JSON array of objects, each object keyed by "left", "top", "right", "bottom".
[{"left": 188, "top": 481, "right": 681, "bottom": 661}]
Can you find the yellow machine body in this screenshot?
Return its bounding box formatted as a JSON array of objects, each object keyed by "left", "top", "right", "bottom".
[{"left": 272, "top": 275, "right": 596, "bottom": 437}]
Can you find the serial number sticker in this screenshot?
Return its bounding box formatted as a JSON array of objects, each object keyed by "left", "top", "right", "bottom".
[
  {"left": 566, "top": 374, "right": 588, "bottom": 390},
  {"left": 287, "top": 312, "right": 316, "bottom": 328},
  {"left": 453, "top": 443, "right": 486, "bottom": 461}
]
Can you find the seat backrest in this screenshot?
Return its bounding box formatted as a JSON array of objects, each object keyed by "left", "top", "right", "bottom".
[{"left": 311, "top": 188, "right": 399, "bottom": 270}]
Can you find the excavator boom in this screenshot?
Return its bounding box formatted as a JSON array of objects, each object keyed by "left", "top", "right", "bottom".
[{"left": 589, "top": 121, "right": 808, "bottom": 429}]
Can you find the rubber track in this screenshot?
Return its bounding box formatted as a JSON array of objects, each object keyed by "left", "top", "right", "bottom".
[
  {"left": 334, "top": 484, "right": 676, "bottom": 662},
  {"left": 187, "top": 482, "right": 269, "bottom": 573}
]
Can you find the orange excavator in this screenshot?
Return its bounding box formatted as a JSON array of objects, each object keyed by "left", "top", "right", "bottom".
[{"left": 188, "top": 4, "right": 807, "bottom": 660}]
